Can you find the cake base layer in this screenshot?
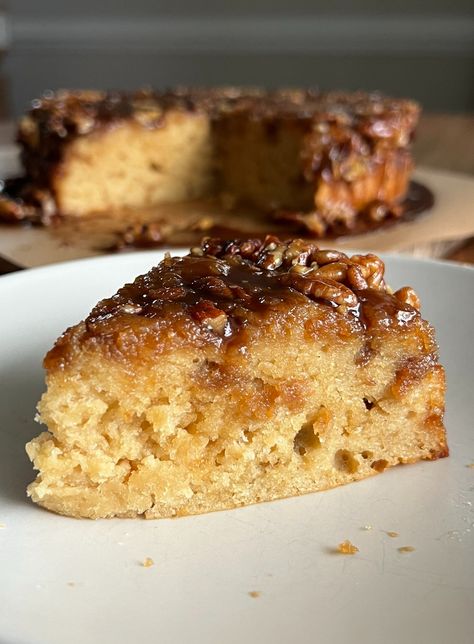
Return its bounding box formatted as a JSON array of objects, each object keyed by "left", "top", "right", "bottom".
[{"left": 27, "top": 343, "right": 446, "bottom": 519}]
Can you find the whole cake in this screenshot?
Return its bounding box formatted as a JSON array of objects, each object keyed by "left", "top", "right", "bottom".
[
  {"left": 26, "top": 237, "right": 447, "bottom": 519},
  {"left": 5, "top": 88, "right": 419, "bottom": 234}
]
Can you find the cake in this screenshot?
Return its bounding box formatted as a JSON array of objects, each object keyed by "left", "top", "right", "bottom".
[
  {"left": 26, "top": 237, "right": 447, "bottom": 519},
  {"left": 3, "top": 88, "right": 419, "bottom": 234}
]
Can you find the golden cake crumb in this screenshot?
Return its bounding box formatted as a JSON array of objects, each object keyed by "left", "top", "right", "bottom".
[
  {"left": 248, "top": 591, "right": 261, "bottom": 598},
  {"left": 386, "top": 531, "right": 399, "bottom": 538},
  {"left": 142, "top": 557, "right": 154, "bottom": 568},
  {"left": 466, "top": 463, "right": 474, "bottom": 469},
  {"left": 337, "top": 540, "right": 359, "bottom": 555},
  {"left": 398, "top": 546, "right": 415, "bottom": 553}
]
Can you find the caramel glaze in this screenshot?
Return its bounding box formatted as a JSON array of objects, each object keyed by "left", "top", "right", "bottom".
[
  {"left": 45, "top": 238, "right": 438, "bottom": 372},
  {"left": 106, "top": 180, "right": 434, "bottom": 252},
  {"left": 20, "top": 88, "right": 418, "bottom": 144}
]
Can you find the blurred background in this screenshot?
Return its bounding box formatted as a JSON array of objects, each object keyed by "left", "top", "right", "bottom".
[
  {"left": 0, "top": 0, "right": 472, "bottom": 117},
  {"left": 0, "top": 1, "right": 472, "bottom": 268}
]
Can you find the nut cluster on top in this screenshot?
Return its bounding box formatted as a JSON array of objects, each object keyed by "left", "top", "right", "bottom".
[{"left": 193, "top": 237, "right": 420, "bottom": 312}]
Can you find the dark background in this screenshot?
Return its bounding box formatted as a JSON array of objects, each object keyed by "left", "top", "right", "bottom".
[{"left": 3, "top": 0, "right": 474, "bottom": 115}]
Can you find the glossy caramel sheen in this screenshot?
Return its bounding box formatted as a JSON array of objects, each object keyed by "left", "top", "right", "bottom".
[
  {"left": 87, "top": 255, "right": 418, "bottom": 332},
  {"left": 44, "top": 238, "right": 435, "bottom": 372}
]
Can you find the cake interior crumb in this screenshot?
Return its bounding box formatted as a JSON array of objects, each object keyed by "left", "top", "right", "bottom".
[
  {"left": 248, "top": 591, "right": 261, "bottom": 598},
  {"left": 398, "top": 546, "right": 415, "bottom": 553},
  {"left": 337, "top": 540, "right": 359, "bottom": 555},
  {"left": 142, "top": 557, "right": 154, "bottom": 568}
]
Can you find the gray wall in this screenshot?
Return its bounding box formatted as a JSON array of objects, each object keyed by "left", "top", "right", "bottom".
[{"left": 4, "top": 1, "right": 474, "bottom": 116}]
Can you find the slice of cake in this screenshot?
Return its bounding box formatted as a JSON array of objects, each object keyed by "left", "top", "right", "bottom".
[
  {"left": 7, "top": 88, "right": 419, "bottom": 234},
  {"left": 26, "top": 238, "right": 447, "bottom": 519}
]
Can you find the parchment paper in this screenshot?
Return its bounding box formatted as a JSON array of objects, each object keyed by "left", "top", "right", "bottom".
[{"left": 0, "top": 167, "right": 473, "bottom": 269}]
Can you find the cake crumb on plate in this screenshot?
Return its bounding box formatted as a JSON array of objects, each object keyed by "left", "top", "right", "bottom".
[
  {"left": 337, "top": 540, "right": 359, "bottom": 555},
  {"left": 142, "top": 557, "right": 154, "bottom": 568}
]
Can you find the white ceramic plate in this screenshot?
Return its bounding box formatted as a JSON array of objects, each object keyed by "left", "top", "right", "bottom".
[{"left": 1, "top": 251, "right": 473, "bottom": 644}]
